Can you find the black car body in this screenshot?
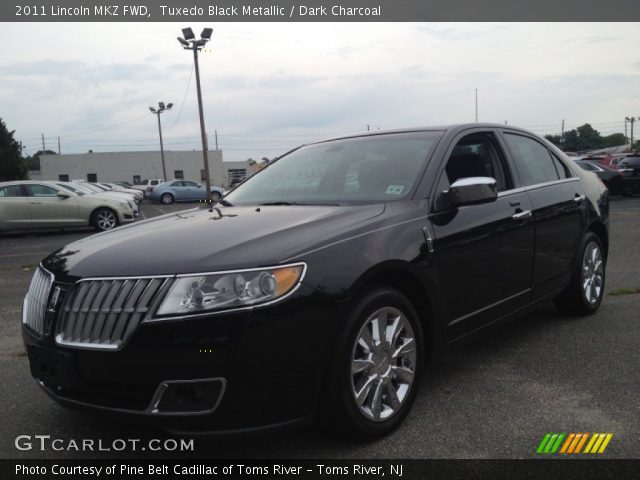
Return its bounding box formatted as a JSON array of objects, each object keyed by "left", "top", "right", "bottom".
[
  {"left": 618, "top": 155, "right": 640, "bottom": 195},
  {"left": 23, "top": 124, "right": 609, "bottom": 438},
  {"left": 575, "top": 160, "right": 624, "bottom": 194}
]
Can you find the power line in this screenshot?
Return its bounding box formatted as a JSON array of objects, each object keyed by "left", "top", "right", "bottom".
[{"left": 167, "top": 64, "right": 194, "bottom": 129}]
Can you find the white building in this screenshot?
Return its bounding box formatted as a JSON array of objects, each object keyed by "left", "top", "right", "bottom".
[{"left": 38, "top": 150, "right": 250, "bottom": 188}]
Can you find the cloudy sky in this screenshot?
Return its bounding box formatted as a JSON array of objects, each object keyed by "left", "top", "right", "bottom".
[{"left": 0, "top": 22, "right": 639, "bottom": 161}]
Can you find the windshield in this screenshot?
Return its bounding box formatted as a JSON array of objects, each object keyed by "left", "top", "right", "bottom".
[{"left": 224, "top": 131, "right": 441, "bottom": 206}]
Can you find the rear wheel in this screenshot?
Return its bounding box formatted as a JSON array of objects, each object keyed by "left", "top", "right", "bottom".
[
  {"left": 324, "top": 287, "right": 423, "bottom": 440},
  {"left": 555, "top": 232, "right": 605, "bottom": 316},
  {"left": 211, "top": 191, "right": 222, "bottom": 202},
  {"left": 92, "top": 208, "right": 118, "bottom": 232},
  {"left": 161, "top": 193, "right": 174, "bottom": 204}
]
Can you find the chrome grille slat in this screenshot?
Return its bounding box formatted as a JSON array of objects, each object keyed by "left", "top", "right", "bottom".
[
  {"left": 56, "top": 276, "right": 170, "bottom": 350},
  {"left": 23, "top": 266, "right": 54, "bottom": 337}
]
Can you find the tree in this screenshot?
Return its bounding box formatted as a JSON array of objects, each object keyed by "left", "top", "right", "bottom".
[
  {"left": 247, "top": 158, "right": 256, "bottom": 166},
  {"left": 0, "top": 118, "right": 27, "bottom": 181},
  {"left": 601, "top": 133, "right": 627, "bottom": 148},
  {"left": 544, "top": 134, "right": 563, "bottom": 147},
  {"left": 576, "top": 124, "right": 602, "bottom": 151}
]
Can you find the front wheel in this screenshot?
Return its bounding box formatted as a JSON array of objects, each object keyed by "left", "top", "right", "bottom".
[
  {"left": 211, "top": 191, "right": 222, "bottom": 202},
  {"left": 324, "top": 287, "right": 423, "bottom": 440},
  {"left": 92, "top": 208, "right": 118, "bottom": 232},
  {"left": 555, "top": 232, "right": 606, "bottom": 316},
  {"left": 161, "top": 193, "right": 174, "bottom": 204}
]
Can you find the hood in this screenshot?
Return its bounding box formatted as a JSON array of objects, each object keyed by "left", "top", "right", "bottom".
[{"left": 43, "top": 204, "right": 385, "bottom": 280}]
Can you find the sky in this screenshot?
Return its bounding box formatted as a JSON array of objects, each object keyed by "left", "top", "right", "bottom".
[{"left": 0, "top": 22, "right": 639, "bottom": 161}]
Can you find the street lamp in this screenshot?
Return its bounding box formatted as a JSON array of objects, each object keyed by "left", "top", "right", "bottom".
[
  {"left": 178, "top": 27, "right": 214, "bottom": 203},
  {"left": 149, "top": 102, "right": 173, "bottom": 181}
]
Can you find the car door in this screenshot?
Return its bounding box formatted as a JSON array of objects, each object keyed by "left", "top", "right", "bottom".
[
  {"left": 25, "top": 184, "right": 81, "bottom": 227},
  {"left": 429, "top": 130, "right": 535, "bottom": 340},
  {"left": 183, "top": 181, "right": 202, "bottom": 200},
  {"left": 169, "top": 181, "right": 186, "bottom": 200},
  {"left": 0, "top": 184, "right": 31, "bottom": 230},
  {"left": 501, "top": 131, "right": 587, "bottom": 298}
]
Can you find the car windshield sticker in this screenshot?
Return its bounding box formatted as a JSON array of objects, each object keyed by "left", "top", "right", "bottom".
[{"left": 386, "top": 185, "right": 405, "bottom": 195}]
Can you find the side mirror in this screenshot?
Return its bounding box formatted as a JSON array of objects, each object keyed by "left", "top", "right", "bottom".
[
  {"left": 446, "top": 177, "right": 497, "bottom": 206},
  {"left": 57, "top": 192, "right": 71, "bottom": 199}
]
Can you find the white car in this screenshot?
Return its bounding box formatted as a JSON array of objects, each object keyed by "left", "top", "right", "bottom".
[
  {"left": 0, "top": 181, "right": 135, "bottom": 232},
  {"left": 101, "top": 182, "right": 144, "bottom": 201},
  {"left": 63, "top": 182, "right": 140, "bottom": 216}
]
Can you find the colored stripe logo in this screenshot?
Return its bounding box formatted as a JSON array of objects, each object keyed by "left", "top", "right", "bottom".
[{"left": 536, "top": 433, "right": 613, "bottom": 454}]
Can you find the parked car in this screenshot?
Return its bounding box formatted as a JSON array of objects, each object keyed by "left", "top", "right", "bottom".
[
  {"left": 131, "top": 179, "right": 165, "bottom": 197},
  {"left": 148, "top": 180, "right": 225, "bottom": 204},
  {"left": 113, "top": 181, "right": 133, "bottom": 189},
  {"left": 0, "top": 180, "right": 135, "bottom": 232},
  {"left": 617, "top": 155, "right": 640, "bottom": 195},
  {"left": 23, "top": 124, "right": 608, "bottom": 439},
  {"left": 587, "top": 154, "right": 629, "bottom": 170},
  {"left": 575, "top": 160, "right": 624, "bottom": 194},
  {"left": 62, "top": 182, "right": 140, "bottom": 216},
  {"left": 98, "top": 182, "right": 144, "bottom": 202}
]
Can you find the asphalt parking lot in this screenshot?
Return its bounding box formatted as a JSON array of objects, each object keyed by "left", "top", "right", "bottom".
[{"left": 0, "top": 197, "right": 639, "bottom": 459}]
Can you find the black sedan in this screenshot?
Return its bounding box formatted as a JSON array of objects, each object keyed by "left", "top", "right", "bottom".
[
  {"left": 575, "top": 160, "right": 624, "bottom": 194},
  {"left": 618, "top": 155, "right": 640, "bottom": 195},
  {"left": 22, "top": 124, "right": 608, "bottom": 439}
]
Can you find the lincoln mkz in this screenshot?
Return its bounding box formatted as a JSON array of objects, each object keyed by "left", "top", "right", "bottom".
[{"left": 23, "top": 124, "right": 608, "bottom": 439}]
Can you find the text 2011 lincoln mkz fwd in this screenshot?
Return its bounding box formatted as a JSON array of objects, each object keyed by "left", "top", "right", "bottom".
[{"left": 23, "top": 124, "right": 608, "bottom": 439}]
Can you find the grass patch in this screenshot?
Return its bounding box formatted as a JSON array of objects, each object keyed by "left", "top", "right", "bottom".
[{"left": 609, "top": 287, "right": 640, "bottom": 296}]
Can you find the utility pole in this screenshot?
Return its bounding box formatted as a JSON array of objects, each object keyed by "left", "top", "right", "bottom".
[
  {"left": 561, "top": 119, "right": 565, "bottom": 145},
  {"left": 149, "top": 102, "right": 173, "bottom": 181},
  {"left": 41, "top": 134, "right": 45, "bottom": 152},
  {"left": 625, "top": 118, "right": 628, "bottom": 143},
  {"left": 214, "top": 129, "right": 219, "bottom": 150},
  {"left": 178, "top": 27, "right": 214, "bottom": 204},
  {"left": 367, "top": 124, "right": 370, "bottom": 131},
  {"left": 475, "top": 88, "right": 478, "bottom": 122},
  {"left": 630, "top": 117, "right": 636, "bottom": 147},
  {"left": 57, "top": 136, "right": 61, "bottom": 155}
]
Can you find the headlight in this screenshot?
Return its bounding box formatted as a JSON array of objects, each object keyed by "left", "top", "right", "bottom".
[{"left": 156, "top": 264, "right": 305, "bottom": 316}]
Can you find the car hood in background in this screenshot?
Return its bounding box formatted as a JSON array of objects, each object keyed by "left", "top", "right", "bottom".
[{"left": 43, "top": 204, "right": 385, "bottom": 279}]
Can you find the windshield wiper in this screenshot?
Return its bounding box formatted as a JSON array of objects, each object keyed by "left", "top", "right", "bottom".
[{"left": 260, "top": 201, "right": 301, "bottom": 206}]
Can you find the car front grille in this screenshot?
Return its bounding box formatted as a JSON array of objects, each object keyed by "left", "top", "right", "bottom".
[
  {"left": 23, "top": 266, "right": 54, "bottom": 336},
  {"left": 55, "top": 277, "right": 172, "bottom": 350}
]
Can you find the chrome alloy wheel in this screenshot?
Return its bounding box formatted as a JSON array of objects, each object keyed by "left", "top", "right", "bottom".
[
  {"left": 582, "top": 241, "right": 604, "bottom": 305},
  {"left": 96, "top": 210, "right": 117, "bottom": 230},
  {"left": 351, "top": 307, "right": 417, "bottom": 422}
]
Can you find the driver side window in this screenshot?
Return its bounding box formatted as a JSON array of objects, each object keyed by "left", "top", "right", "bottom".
[{"left": 434, "top": 132, "right": 512, "bottom": 211}]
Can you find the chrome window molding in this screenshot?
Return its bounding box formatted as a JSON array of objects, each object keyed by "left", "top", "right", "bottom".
[{"left": 497, "top": 177, "right": 580, "bottom": 197}]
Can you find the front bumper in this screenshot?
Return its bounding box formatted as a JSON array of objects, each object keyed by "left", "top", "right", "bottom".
[{"left": 23, "top": 283, "right": 337, "bottom": 434}]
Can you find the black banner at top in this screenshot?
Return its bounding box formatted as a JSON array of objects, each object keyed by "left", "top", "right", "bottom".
[{"left": 3, "top": 0, "right": 640, "bottom": 22}]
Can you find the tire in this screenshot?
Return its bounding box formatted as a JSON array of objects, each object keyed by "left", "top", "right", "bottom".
[
  {"left": 211, "top": 191, "right": 222, "bottom": 201},
  {"left": 555, "top": 232, "right": 606, "bottom": 316},
  {"left": 323, "top": 287, "right": 423, "bottom": 440},
  {"left": 161, "top": 193, "right": 174, "bottom": 204},
  {"left": 91, "top": 208, "right": 119, "bottom": 232}
]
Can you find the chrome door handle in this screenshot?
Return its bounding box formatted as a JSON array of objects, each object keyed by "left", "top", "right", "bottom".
[
  {"left": 574, "top": 194, "right": 586, "bottom": 202},
  {"left": 512, "top": 210, "right": 532, "bottom": 221}
]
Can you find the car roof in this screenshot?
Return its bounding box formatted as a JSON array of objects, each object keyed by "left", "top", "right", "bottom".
[{"left": 308, "top": 123, "right": 542, "bottom": 145}]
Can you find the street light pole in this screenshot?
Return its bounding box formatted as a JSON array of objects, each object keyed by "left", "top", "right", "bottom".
[
  {"left": 149, "top": 102, "right": 173, "bottom": 181},
  {"left": 178, "top": 27, "right": 214, "bottom": 204}
]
